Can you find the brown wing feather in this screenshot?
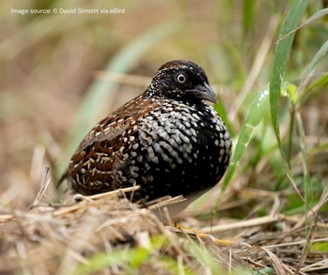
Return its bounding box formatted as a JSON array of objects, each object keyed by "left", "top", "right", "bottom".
[
  {"left": 75, "top": 94, "right": 154, "bottom": 152},
  {"left": 59, "top": 95, "right": 160, "bottom": 191}
]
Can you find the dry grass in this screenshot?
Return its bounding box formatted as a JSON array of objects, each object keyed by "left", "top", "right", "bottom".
[{"left": 1, "top": 177, "right": 327, "bottom": 274}]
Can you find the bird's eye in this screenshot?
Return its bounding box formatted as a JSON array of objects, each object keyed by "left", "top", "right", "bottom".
[{"left": 176, "top": 73, "right": 186, "bottom": 84}]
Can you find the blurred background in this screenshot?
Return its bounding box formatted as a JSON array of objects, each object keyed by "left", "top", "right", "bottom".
[{"left": 1, "top": 0, "right": 327, "bottom": 213}]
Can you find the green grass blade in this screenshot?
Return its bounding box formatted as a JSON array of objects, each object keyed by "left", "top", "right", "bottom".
[
  {"left": 214, "top": 95, "right": 234, "bottom": 135},
  {"left": 301, "top": 39, "right": 328, "bottom": 85},
  {"left": 276, "top": 8, "right": 328, "bottom": 44},
  {"left": 300, "top": 73, "right": 328, "bottom": 105},
  {"left": 242, "top": 0, "right": 257, "bottom": 36},
  {"left": 222, "top": 87, "right": 270, "bottom": 190},
  {"left": 269, "top": 0, "right": 308, "bottom": 150},
  {"left": 296, "top": 113, "right": 312, "bottom": 205}
]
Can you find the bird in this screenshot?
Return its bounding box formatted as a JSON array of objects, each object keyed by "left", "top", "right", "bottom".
[{"left": 60, "top": 60, "right": 232, "bottom": 216}]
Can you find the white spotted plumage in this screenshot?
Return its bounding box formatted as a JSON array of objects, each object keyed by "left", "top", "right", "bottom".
[{"left": 62, "top": 60, "right": 232, "bottom": 213}]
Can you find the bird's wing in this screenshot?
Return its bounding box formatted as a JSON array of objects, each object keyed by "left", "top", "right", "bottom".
[
  {"left": 59, "top": 95, "right": 160, "bottom": 186},
  {"left": 74, "top": 95, "right": 159, "bottom": 153}
]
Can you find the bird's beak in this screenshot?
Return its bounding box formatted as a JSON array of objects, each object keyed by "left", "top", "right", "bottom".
[{"left": 187, "top": 83, "right": 217, "bottom": 104}]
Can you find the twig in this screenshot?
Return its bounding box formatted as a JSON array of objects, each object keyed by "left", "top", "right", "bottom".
[{"left": 201, "top": 215, "right": 282, "bottom": 234}]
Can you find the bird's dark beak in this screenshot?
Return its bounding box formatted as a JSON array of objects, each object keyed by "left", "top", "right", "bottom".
[{"left": 187, "top": 83, "right": 217, "bottom": 104}]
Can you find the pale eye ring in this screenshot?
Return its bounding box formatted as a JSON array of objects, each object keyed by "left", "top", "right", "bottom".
[{"left": 176, "top": 73, "right": 186, "bottom": 83}]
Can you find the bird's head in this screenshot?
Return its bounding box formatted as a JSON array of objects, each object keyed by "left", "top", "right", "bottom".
[{"left": 147, "top": 60, "right": 217, "bottom": 104}]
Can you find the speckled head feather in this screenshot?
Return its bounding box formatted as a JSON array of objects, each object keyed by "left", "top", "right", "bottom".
[
  {"left": 146, "top": 60, "right": 217, "bottom": 104},
  {"left": 61, "top": 60, "right": 232, "bottom": 217}
]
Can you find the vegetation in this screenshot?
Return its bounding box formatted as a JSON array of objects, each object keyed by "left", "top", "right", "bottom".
[{"left": 0, "top": 0, "right": 327, "bottom": 274}]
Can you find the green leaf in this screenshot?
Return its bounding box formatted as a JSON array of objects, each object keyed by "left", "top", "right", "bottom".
[
  {"left": 222, "top": 87, "right": 270, "bottom": 189},
  {"left": 281, "top": 82, "right": 298, "bottom": 104},
  {"left": 269, "top": 0, "right": 308, "bottom": 149}
]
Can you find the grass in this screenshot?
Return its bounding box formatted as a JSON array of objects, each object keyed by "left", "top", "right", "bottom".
[{"left": 0, "top": 0, "right": 328, "bottom": 274}]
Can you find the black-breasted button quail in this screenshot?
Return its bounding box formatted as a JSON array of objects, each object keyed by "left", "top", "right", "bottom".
[{"left": 61, "top": 60, "right": 232, "bottom": 214}]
